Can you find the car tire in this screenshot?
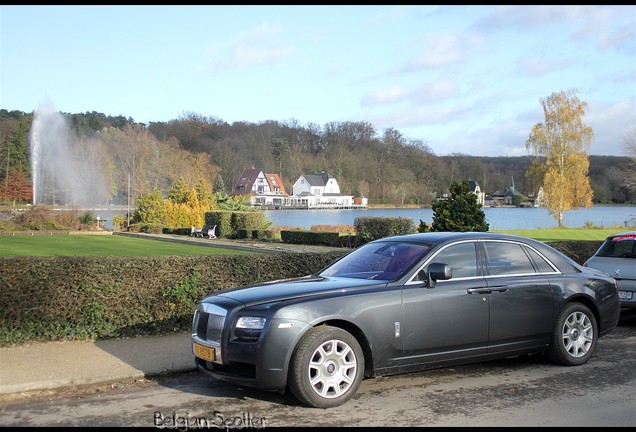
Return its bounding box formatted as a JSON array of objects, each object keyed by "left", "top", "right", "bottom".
[
  {"left": 288, "top": 325, "right": 364, "bottom": 409},
  {"left": 547, "top": 302, "right": 598, "bottom": 366}
]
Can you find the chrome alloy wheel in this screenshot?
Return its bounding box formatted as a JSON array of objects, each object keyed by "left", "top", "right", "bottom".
[
  {"left": 307, "top": 339, "right": 358, "bottom": 399},
  {"left": 561, "top": 310, "right": 594, "bottom": 358}
]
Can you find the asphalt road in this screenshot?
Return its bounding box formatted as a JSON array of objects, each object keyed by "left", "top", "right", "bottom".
[{"left": 1, "top": 310, "right": 635, "bottom": 427}]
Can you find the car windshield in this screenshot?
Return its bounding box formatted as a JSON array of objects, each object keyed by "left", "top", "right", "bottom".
[
  {"left": 319, "top": 241, "right": 430, "bottom": 280},
  {"left": 597, "top": 234, "right": 636, "bottom": 258}
]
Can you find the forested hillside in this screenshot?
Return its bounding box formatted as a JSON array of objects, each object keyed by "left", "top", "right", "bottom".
[{"left": 1, "top": 109, "right": 634, "bottom": 207}]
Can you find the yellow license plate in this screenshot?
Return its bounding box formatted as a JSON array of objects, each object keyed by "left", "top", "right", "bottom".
[{"left": 193, "top": 343, "right": 216, "bottom": 362}]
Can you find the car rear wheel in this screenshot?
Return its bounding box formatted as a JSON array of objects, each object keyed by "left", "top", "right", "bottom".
[
  {"left": 547, "top": 302, "right": 598, "bottom": 366},
  {"left": 288, "top": 326, "right": 364, "bottom": 408}
]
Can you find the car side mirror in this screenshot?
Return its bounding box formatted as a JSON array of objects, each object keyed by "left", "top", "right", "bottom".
[{"left": 421, "top": 262, "right": 452, "bottom": 288}]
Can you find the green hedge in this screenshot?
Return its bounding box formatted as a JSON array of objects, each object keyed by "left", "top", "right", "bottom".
[
  {"left": 204, "top": 211, "right": 271, "bottom": 239},
  {"left": 354, "top": 216, "right": 416, "bottom": 241},
  {"left": 280, "top": 230, "right": 341, "bottom": 246},
  {"left": 0, "top": 239, "right": 604, "bottom": 346},
  {"left": 0, "top": 251, "right": 346, "bottom": 346},
  {"left": 546, "top": 241, "right": 603, "bottom": 266}
]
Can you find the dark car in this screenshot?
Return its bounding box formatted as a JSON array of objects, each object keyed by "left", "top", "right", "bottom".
[
  {"left": 583, "top": 231, "right": 636, "bottom": 309},
  {"left": 192, "top": 232, "right": 620, "bottom": 408}
]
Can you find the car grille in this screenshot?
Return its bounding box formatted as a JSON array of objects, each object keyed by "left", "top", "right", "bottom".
[{"left": 193, "top": 304, "right": 227, "bottom": 344}]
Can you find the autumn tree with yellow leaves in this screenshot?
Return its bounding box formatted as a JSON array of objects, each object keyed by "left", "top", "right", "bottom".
[{"left": 525, "top": 89, "right": 594, "bottom": 227}]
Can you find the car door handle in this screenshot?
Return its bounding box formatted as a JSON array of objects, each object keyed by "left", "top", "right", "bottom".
[
  {"left": 467, "top": 288, "right": 492, "bottom": 294},
  {"left": 489, "top": 287, "right": 510, "bottom": 293}
]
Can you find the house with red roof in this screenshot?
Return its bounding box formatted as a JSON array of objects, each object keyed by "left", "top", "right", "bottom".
[{"left": 233, "top": 168, "right": 288, "bottom": 208}]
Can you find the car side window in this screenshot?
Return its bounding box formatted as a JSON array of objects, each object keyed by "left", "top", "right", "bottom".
[
  {"left": 484, "top": 241, "right": 536, "bottom": 276},
  {"left": 524, "top": 246, "right": 557, "bottom": 273},
  {"left": 427, "top": 242, "right": 478, "bottom": 279}
]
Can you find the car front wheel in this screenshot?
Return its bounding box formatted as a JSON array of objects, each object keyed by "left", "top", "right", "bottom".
[
  {"left": 547, "top": 302, "right": 598, "bottom": 366},
  {"left": 288, "top": 325, "right": 364, "bottom": 409}
]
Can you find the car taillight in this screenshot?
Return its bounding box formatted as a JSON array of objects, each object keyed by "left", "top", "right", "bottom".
[{"left": 612, "top": 235, "right": 636, "bottom": 241}]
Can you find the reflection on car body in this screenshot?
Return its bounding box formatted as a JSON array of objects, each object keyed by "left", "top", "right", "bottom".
[{"left": 192, "top": 232, "right": 621, "bottom": 408}]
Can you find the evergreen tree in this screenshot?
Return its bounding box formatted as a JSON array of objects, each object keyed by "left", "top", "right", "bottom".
[
  {"left": 166, "top": 177, "right": 190, "bottom": 204},
  {"left": 417, "top": 219, "right": 429, "bottom": 232},
  {"left": 213, "top": 174, "right": 226, "bottom": 195},
  {"left": 132, "top": 189, "right": 166, "bottom": 224},
  {"left": 431, "top": 181, "right": 489, "bottom": 232}
]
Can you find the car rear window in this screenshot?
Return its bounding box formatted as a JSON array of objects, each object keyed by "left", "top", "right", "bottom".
[{"left": 597, "top": 235, "right": 636, "bottom": 258}]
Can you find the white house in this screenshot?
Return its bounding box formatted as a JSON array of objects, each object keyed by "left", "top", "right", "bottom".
[
  {"left": 467, "top": 180, "right": 486, "bottom": 206},
  {"left": 233, "top": 169, "right": 366, "bottom": 209},
  {"left": 289, "top": 172, "right": 356, "bottom": 208}
]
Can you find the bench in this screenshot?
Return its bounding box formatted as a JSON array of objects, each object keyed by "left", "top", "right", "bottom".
[
  {"left": 207, "top": 225, "right": 216, "bottom": 239},
  {"left": 192, "top": 225, "right": 216, "bottom": 239},
  {"left": 191, "top": 226, "right": 203, "bottom": 237}
]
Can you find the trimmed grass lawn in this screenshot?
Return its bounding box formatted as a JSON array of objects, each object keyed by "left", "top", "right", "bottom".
[
  {"left": 0, "top": 227, "right": 623, "bottom": 257},
  {"left": 492, "top": 228, "right": 619, "bottom": 242},
  {"left": 0, "top": 235, "right": 249, "bottom": 257}
]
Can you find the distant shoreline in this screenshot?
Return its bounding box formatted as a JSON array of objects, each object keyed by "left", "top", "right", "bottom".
[{"left": 1, "top": 203, "right": 635, "bottom": 214}]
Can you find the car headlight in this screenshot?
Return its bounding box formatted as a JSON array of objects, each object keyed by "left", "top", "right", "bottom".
[{"left": 234, "top": 316, "right": 266, "bottom": 341}]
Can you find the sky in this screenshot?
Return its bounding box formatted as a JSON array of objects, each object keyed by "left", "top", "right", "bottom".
[{"left": 1, "top": 5, "right": 635, "bottom": 157}]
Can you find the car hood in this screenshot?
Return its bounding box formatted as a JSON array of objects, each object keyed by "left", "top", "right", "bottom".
[{"left": 210, "top": 275, "right": 388, "bottom": 307}]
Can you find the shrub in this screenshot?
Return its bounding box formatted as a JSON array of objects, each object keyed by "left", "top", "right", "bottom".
[
  {"left": 354, "top": 216, "right": 416, "bottom": 241},
  {"left": 79, "top": 210, "right": 96, "bottom": 225}
]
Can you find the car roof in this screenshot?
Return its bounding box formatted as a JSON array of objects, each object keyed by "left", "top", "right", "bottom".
[
  {"left": 376, "top": 231, "right": 542, "bottom": 245},
  {"left": 374, "top": 231, "right": 583, "bottom": 273}
]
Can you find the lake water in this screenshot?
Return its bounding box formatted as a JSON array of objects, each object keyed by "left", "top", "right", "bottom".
[
  {"left": 263, "top": 206, "right": 636, "bottom": 230},
  {"left": 94, "top": 206, "right": 636, "bottom": 231}
]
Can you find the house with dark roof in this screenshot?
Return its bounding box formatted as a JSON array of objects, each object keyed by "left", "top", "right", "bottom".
[
  {"left": 438, "top": 179, "right": 486, "bottom": 206},
  {"left": 289, "top": 171, "right": 362, "bottom": 208},
  {"left": 489, "top": 177, "right": 527, "bottom": 207},
  {"left": 467, "top": 180, "right": 486, "bottom": 206},
  {"left": 233, "top": 168, "right": 288, "bottom": 208}
]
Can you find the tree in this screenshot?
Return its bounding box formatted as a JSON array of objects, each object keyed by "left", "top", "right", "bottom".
[
  {"left": 216, "top": 194, "right": 258, "bottom": 211},
  {"left": 622, "top": 126, "right": 636, "bottom": 194},
  {"left": 167, "top": 177, "right": 190, "bottom": 204},
  {"left": 271, "top": 138, "right": 290, "bottom": 176},
  {"left": 0, "top": 169, "right": 32, "bottom": 206},
  {"left": 9, "top": 115, "right": 31, "bottom": 174},
  {"left": 431, "top": 181, "right": 489, "bottom": 232},
  {"left": 525, "top": 89, "right": 594, "bottom": 226},
  {"left": 213, "top": 173, "right": 226, "bottom": 195},
  {"left": 132, "top": 189, "right": 166, "bottom": 224}
]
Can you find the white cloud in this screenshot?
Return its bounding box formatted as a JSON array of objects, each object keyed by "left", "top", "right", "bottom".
[{"left": 206, "top": 22, "right": 295, "bottom": 72}]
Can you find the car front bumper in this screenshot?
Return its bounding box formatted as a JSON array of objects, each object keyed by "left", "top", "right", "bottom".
[{"left": 192, "top": 317, "right": 311, "bottom": 392}]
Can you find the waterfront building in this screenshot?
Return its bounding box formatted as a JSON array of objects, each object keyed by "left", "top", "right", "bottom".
[{"left": 233, "top": 169, "right": 366, "bottom": 209}]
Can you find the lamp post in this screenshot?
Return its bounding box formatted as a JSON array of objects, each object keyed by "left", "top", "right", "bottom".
[{"left": 127, "top": 173, "right": 131, "bottom": 227}]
